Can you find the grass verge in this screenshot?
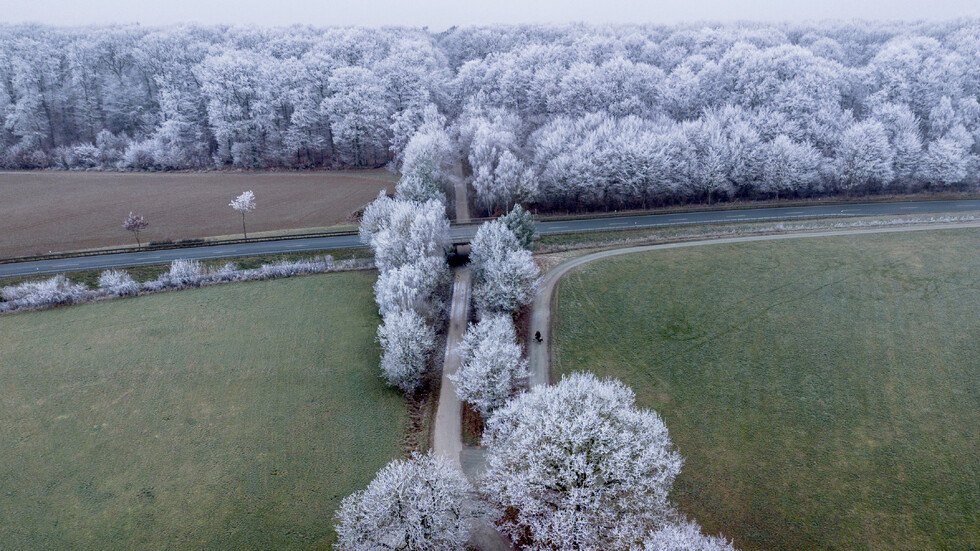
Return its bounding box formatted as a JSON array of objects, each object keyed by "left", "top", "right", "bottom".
[
  {"left": 533, "top": 213, "right": 980, "bottom": 253},
  {"left": 551, "top": 228, "right": 980, "bottom": 551},
  {"left": 0, "top": 271, "right": 400, "bottom": 549}
]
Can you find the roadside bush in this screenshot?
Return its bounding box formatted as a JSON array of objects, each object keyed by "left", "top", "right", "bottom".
[
  {"left": 67, "top": 143, "right": 101, "bottom": 169},
  {"left": 120, "top": 140, "right": 159, "bottom": 170},
  {"left": 160, "top": 259, "right": 203, "bottom": 287},
  {"left": 97, "top": 269, "right": 140, "bottom": 297},
  {"left": 1, "top": 255, "right": 369, "bottom": 315},
  {"left": 1, "top": 275, "right": 90, "bottom": 311}
]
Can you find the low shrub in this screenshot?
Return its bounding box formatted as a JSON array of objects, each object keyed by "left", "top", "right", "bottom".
[
  {"left": 97, "top": 270, "right": 140, "bottom": 297},
  {"left": 1, "top": 255, "right": 370, "bottom": 315}
]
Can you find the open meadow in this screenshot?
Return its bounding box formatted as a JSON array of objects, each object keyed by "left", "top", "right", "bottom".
[
  {"left": 0, "top": 271, "right": 402, "bottom": 549},
  {"left": 552, "top": 228, "right": 980, "bottom": 551},
  {"left": 0, "top": 169, "right": 397, "bottom": 258}
]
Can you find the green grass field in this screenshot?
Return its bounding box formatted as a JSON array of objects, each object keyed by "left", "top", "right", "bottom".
[
  {"left": 552, "top": 228, "right": 980, "bottom": 551},
  {"left": 0, "top": 272, "right": 401, "bottom": 549}
]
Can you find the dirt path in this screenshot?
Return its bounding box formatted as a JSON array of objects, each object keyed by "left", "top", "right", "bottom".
[
  {"left": 432, "top": 269, "right": 516, "bottom": 551},
  {"left": 527, "top": 221, "right": 980, "bottom": 386},
  {"left": 435, "top": 166, "right": 516, "bottom": 550},
  {"left": 453, "top": 160, "right": 471, "bottom": 223},
  {"left": 433, "top": 268, "right": 471, "bottom": 465}
]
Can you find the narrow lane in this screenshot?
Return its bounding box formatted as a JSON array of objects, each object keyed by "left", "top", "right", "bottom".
[{"left": 432, "top": 268, "right": 471, "bottom": 466}]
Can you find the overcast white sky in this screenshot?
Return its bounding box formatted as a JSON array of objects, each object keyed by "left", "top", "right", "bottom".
[{"left": 2, "top": 0, "right": 978, "bottom": 29}]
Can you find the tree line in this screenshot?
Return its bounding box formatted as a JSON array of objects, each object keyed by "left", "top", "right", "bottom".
[
  {"left": 0, "top": 25, "right": 445, "bottom": 170},
  {"left": 2, "top": 20, "right": 979, "bottom": 211}
]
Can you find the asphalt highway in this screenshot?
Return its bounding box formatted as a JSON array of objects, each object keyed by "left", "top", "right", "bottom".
[{"left": 4, "top": 199, "right": 980, "bottom": 279}]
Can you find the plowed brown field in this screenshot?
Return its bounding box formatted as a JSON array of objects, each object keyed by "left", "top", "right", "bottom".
[{"left": 0, "top": 170, "right": 397, "bottom": 257}]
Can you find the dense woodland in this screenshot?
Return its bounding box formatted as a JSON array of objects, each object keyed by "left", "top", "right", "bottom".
[{"left": 2, "top": 21, "right": 980, "bottom": 211}]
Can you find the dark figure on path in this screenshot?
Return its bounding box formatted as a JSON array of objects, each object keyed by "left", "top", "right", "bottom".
[{"left": 534, "top": 331, "right": 543, "bottom": 343}]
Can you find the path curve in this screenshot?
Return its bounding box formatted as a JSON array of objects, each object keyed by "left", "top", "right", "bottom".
[{"left": 527, "top": 221, "right": 980, "bottom": 386}]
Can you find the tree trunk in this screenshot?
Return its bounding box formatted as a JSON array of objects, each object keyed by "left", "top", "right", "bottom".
[{"left": 242, "top": 213, "right": 247, "bottom": 239}]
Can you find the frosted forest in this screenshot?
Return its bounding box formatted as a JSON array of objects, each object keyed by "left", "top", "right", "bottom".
[{"left": 2, "top": 21, "right": 980, "bottom": 212}]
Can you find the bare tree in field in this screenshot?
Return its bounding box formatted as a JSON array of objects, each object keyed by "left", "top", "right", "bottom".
[
  {"left": 122, "top": 211, "right": 149, "bottom": 248},
  {"left": 229, "top": 190, "right": 256, "bottom": 239}
]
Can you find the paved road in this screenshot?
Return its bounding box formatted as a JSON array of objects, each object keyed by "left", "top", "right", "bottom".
[
  {"left": 4, "top": 199, "right": 980, "bottom": 278},
  {"left": 526, "top": 221, "right": 980, "bottom": 387}
]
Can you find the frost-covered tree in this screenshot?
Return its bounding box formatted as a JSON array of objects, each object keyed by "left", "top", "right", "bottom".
[
  {"left": 335, "top": 452, "right": 473, "bottom": 551},
  {"left": 474, "top": 247, "right": 539, "bottom": 315},
  {"left": 468, "top": 218, "right": 538, "bottom": 315},
  {"left": 358, "top": 191, "right": 398, "bottom": 238},
  {"left": 837, "top": 120, "right": 896, "bottom": 193},
  {"left": 359, "top": 193, "right": 450, "bottom": 273},
  {"left": 373, "top": 256, "right": 449, "bottom": 320},
  {"left": 642, "top": 520, "right": 738, "bottom": 551},
  {"left": 920, "top": 137, "right": 969, "bottom": 188},
  {"left": 195, "top": 50, "right": 277, "bottom": 168},
  {"left": 469, "top": 220, "right": 521, "bottom": 276},
  {"left": 396, "top": 171, "right": 443, "bottom": 203},
  {"left": 928, "top": 96, "right": 959, "bottom": 141},
  {"left": 397, "top": 123, "right": 453, "bottom": 203},
  {"left": 361, "top": 191, "right": 450, "bottom": 393},
  {"left": 3, "top": 22, "right": 980, "bottom": 206},
  {"left": 757, "top": 135, "right": 821, "bottom": 199},
  {"left": 229, "top": 190, "right": 256, "bottom": 238},
  {"left": 480, "top": 373, "right": 684, "bottom": 550},
  {"left": 322, "top": 67, "right": 392, "bottom": 167},
  {"left": 122, "top": 211, "right": 149, "bottom": 248},
  {"left": 499, "top": 204, "right": 536, "bottom": 250},
  {"left": 492, "top": 150, "right": 539, "bottom": 212},
  {"left": 449, "top": 314, "right": 528, "bottom": 417},
  {"left": 376, "top": 309, "right": 436, "bottom": 393}
]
